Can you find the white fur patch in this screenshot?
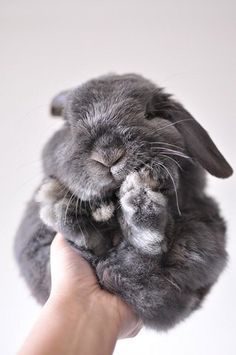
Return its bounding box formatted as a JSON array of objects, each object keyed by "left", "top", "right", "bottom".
[
  {"left": 92, "top": 203, "right": 115, "bottom": 222},
  {"left": 120, "top": 193, "right": 135, "bottom": 217},
  {"left": 35, "top": 179, "right": 63, "bottom": 204},
  {"left": 39, "top": 205, "right": 55, "bottom": 228},
  {"left": 146, "top": 190, "right": 166, "bottom": 206},
  {"left": 190, "top": 252, "right": 204, "bottom": 263},
  {"left": 119, "top": 172, "right": 142, "bottom": 196},
  {"left": 131, "top": 228, "right": 165, "bottom": 254}
]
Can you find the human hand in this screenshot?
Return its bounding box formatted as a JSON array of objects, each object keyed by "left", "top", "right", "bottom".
[{"left": 49, "top": 233, "right": 143, "bottom": 339}]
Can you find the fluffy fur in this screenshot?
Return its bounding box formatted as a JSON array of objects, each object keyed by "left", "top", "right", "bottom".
[{"left": 14, "top": 74, "right": 233, "bottom": 330}]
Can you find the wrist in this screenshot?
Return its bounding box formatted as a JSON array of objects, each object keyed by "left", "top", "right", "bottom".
[
  {"left": 47, "top": 290, "right": 122, "bottom": 337},
  {"left": 47, "top": 291, "right": 121, "bottom": 355}
]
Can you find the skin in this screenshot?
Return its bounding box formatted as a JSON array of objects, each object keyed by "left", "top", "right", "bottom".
[{"left": 18, "top": 234, "right": 142, "bottom": 355}]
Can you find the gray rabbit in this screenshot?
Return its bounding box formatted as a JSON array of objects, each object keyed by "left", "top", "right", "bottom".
[{"left": 14, "top": 74, "right": 233, "bottom": 330}]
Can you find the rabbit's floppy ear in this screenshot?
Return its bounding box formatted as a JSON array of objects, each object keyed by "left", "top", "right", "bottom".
[
  {"left": 147, "top": 94, "right": 233, "bottom": 178},
  {"left": 50, "top": 90, "right": 70, "bottom": 117}
]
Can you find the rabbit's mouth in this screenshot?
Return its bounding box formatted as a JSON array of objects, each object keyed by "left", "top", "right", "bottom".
[
  {"left": 98, "top": 160, "right": 160, "bottom": 196},
  {"left": 76, "top": 146, "right": 180, "bottom": 201}
]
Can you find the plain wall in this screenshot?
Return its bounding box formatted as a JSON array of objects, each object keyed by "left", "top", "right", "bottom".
[{"left": 0, "top": 0, "right": 235, "bottom": 354}]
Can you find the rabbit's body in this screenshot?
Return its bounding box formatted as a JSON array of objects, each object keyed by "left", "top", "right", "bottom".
[{"left": 15, "top": 74, "right": 232, "bottom": 330}]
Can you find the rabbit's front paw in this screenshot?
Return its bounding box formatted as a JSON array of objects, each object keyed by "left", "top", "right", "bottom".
[
  {"left": 119, "top": 170, "right": 168, "bottom": 254},
  {"left": 120, "top": 170, "right": 166, "bottom": 223},
  {"left": 35, "top": 178, "right": 71, "bottom": 230},
  {"left": 35, "top": 179, "right": 115, "bottom": 256}
]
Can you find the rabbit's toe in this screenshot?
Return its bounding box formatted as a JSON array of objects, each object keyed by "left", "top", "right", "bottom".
[{"left": 120, "top": 169, "right": 159, "bottom": 196}]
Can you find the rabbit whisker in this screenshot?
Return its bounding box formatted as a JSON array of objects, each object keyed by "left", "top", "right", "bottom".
[
  {"left": 64, "top": 191, "right": 76, "bottom": 225},
  {"left": 143, "top": 141, "right": 185, "bottom": 151},
  {"left": 149, "top": 147, "right": 191, "bottom": 159},
  {"left": 133, "top": 155, "right": 155, "bottom": 171},
  {"left": 157, "top": 162, "right": 181, "bottom": 216},
  {"left": 159, "top": 154, "right": 183, "bottom": 171},
  {"left": 153, "top": 118, "right": 192, "bottom": 134}
]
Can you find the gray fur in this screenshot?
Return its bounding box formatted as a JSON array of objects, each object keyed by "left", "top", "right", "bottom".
[{"left": 14, "top": 73, "right": 232, "bottom": 330}]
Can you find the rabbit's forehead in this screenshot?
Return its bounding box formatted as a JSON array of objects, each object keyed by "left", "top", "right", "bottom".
[
  {"left": 68, "top": 77, "right": 156, "bottom": 121},
  {"left": 69, "top": 94, "right": 146, "bottom": 126},
  {"left": 86, "top": 99, "right": 144, "bottom": 122},
  {"left": 67, "top": 77, "right": 183, "bottom": 142},
  {"left": 68, "top": 90, "right": 183, "bottom": 145}
]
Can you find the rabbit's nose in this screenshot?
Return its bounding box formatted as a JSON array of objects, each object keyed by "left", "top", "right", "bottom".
[{"left": 90, "top": 148, "right": 126, "bottom": 168}]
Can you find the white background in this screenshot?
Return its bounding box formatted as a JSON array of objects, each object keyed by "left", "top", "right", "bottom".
[{"left": 1, "top": 1, "right": 236, "bottom": 354}]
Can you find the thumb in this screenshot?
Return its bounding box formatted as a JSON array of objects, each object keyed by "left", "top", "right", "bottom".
[{"left": 50, "top": 234, "right": 98, "bottom": 295}]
